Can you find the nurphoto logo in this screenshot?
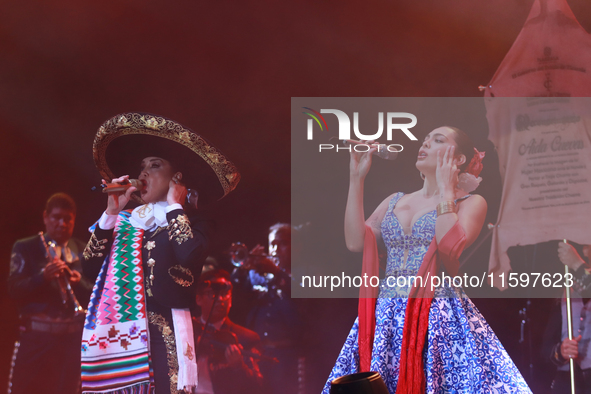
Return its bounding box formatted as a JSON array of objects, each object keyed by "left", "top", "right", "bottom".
[{"left": 303, "top": 107, "right": 418, "bottom": 155}]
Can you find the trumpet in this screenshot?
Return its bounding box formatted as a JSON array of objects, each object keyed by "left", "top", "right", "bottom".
[
  {"left": 228, "top": 242, "right": 290, "bottom": 300},
  {"left": 39, "top": 232, "right": 85, "bottom": 316},
  {"left": 228, "top": 242, "right": 278, "bottom": 271}
]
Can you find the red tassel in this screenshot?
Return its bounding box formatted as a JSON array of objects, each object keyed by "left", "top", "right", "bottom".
[
  {"left": 358, "top": 221, "right": 466, "bottom": 392},
  {"left": 395, "top": 223, "right": 466, "bottom": 394},
  {"left": 358, "top": 226, "right": 379, "bottom": 372}
]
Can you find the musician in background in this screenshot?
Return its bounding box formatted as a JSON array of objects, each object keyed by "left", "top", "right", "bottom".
[
  {"left": 543, "top": 242, "right": 591, "bottom": 393},
  {"left": 231, "top": 223, "right": 306, "bottom": 394},
  {"left": 193, "top": 269, "right": 263, "bottom": 394},
  {"left": 7, "top": 193, "right": 93, "bottom": 394}
]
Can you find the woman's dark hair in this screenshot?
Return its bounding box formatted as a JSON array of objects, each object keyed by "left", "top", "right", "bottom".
[{"left": 445, "top": 126, "right": 475, "bottom": 173}]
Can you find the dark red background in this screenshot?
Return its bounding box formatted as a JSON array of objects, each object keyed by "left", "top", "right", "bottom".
[{"left": 1, "top": 0, "right": 590, "bottom": 392}]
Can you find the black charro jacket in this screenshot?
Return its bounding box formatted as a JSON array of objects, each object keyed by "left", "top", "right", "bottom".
[
  {"left": 193, "top": 317, "right": 263, "bottom": 394},
  {"left": 82, "top": 208, "right": 213, "bottom": 309}
]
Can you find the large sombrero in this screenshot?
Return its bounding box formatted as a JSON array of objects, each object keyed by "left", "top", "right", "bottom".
[{"left": 93, "top": 113, "right": 240, "bottom": 205}]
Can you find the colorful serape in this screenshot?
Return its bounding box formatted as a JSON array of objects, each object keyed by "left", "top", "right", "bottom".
[{"left": 81, "top": 211, "right": 151, "bottom": 393}]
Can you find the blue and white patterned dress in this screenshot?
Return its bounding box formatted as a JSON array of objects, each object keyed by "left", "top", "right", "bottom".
[{"left": 322, "top": 193, "right": 532, "bottom": 394}]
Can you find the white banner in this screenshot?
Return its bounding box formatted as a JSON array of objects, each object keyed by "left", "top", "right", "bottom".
[{"left": 484, "top": 0, "right": 591, "bottom": 289}]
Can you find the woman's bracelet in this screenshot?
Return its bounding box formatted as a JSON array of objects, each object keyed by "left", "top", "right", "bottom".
[{"left": 436, "top": 201, "right": 456, "bottom": 216}]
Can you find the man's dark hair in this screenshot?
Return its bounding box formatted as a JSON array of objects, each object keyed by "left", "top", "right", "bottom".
[
  {"left": 45, "top": 193, "right": 76, "bottom": 215},
  {"left": 196, "top": 269, "right": 231, "bottom": 293}
]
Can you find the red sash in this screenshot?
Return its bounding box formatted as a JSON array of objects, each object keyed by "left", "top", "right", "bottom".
[{"left": 358, "top": 222, "right": 466, "bottom": 393}]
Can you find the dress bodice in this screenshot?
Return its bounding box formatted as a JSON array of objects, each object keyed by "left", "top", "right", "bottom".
[
  {"left": 380, "top": 192, "right": 435, "bottom": 277},
  {"left": 379, "top": 192, "right": 470, "bottom": 298}
]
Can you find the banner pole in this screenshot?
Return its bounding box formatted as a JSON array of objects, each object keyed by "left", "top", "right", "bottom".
[{"left": 564, "top": 239, "right": 576, "bottom": 394}]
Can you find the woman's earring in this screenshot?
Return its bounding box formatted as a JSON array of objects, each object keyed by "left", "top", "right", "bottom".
[
  {"left": 173, "top": 172, "right": 182, "bottom": 184},
  {"left": 420, "top": 172, "right": 425, "bottom": 180}
]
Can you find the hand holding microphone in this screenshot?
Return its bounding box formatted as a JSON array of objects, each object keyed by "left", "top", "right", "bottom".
[
  {"left": 101, "top": 175, "right": 142, "bottom": 215},
  {"left": 99, "top": 178, "right": 146, "bottom": 193},
  {"left": 341, "top": 139, "right": 400, "bottom": 160},
  {"left": 347, "top": 139, "right": 400, "bottom": 180},
  {"left": 93, "top": 176, "right": 199, "bottom": 210}
]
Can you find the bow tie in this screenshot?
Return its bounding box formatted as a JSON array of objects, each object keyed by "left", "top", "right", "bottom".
[{"left": 129, "top": 201, "right": 169, "bottom": 231}]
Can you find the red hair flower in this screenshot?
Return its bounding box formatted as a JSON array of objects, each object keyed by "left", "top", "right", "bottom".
[
  {"left": 466, "top": 148, "right": 485, "bottom": 177},
  {"left": 457, "top": 148, "right": 485, "bottom": 193}
]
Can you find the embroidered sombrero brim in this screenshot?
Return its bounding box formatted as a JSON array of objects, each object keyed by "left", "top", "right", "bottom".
[{"left": 93, "top": 113, "right": 240, "bottom": 205}]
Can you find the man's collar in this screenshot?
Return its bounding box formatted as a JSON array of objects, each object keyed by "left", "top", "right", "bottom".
[
  {"left": 200, "top": 316, "right": 226, "bottom": 331},
  {"left": 43, "top": 233, "right": 72, "bottom": 248}
]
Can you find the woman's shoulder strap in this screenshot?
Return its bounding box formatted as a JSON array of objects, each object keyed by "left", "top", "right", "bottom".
[
  {"left": 387, "top": 192, "right": 405, "bottom": 210},
  {"left": 455, "top": 194, "right": 471, "bottom": 203}
]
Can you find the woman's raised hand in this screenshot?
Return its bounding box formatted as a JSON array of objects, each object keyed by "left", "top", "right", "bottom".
[
  {"left": 436, "top": 146, "right": 460, "bottom": 197},
  {"left": 105, "top": 175, "right": 137, "bottom": 215},
  {"left": 349, "top": 140, "right": 378, "bottom": 180},
  {"left": 167, "top": 176, "right": 188, "bottom": 206}
]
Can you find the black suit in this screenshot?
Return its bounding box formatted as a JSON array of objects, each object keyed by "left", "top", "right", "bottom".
[
  {"left": 83, "top": 208, "right": 213, "bottom": 394},
  {"left": 8, "top": 233, "right": 92, "bottom": 394},
  {"left": 542, "top": 266, "right": 591, "bottom": 394},
  {"left": 193, "top": 317, "right": 263, "bottom": 394}
]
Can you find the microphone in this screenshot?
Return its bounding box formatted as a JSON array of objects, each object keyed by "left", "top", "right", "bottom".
[
  {"left": 373, "top": 144, "right": 399, "bottom": 160},
  {"left": 91, "top": 179, "right": 146, "bottom": 193},
  {"left": 339, "top": 139, "right": 399, "bottom": 160},
  {"left": 91, "top": 180, "right": 199, "bottom": 209}
]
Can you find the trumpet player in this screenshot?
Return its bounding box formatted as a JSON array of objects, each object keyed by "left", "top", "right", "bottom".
[
  {"left": 8, "top": 193, "right": 93, "bottom": 394},
  {"left": 230, "top": 223, "right": 306, "bottom": 394}
]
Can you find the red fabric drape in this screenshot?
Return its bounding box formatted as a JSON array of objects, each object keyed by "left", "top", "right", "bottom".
[
  {"left": 358, "top": 222, "right": 467, "bottom": 393},
  {"left": 358, "top": 225, "right": 380, "bottom": 372}
]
